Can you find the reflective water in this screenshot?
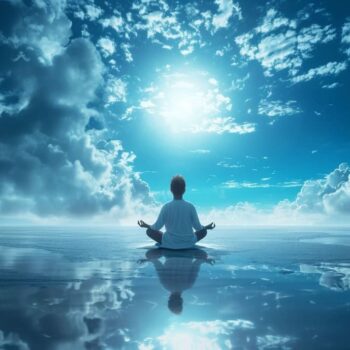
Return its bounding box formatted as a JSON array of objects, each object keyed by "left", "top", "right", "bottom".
[{"left": 0, "top": 227, "right": 349, "bottom": 349}]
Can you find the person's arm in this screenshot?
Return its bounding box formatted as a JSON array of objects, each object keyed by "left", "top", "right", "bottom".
[
  {"left": 138, "top": 206, "right": 165, "bottom": 230},
  {"left": 191, "top": 205, "right": 204, "bottom": 231},
  {"left": 150, "top": 206, "right": 165, "bottom": 231},
  {"left": 191, "top": 206, "right": 216, "bottom": 231}
]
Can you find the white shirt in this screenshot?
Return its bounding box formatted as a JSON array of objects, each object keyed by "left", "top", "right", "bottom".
[{"left": 151, "top": 199, "right": 203, "bottom": 249}]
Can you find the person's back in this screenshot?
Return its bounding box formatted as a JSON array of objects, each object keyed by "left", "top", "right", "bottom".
[
  {"left": 138, "top": 175, "right": 215, "bottom": 249},
  {"left": 152, "top": 199, "right": 202, "bottom": 249}
]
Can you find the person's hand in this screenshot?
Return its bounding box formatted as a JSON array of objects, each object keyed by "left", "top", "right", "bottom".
[
  {"left": 205, "top": 222, "right": 216, "bottom": 230},
  {"left": 138, "top": 220, "right": 150, "bottom": 228}
]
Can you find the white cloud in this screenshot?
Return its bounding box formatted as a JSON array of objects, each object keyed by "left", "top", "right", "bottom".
[
  {"left": 341, "top": 18, "right": 350, "bottom": 56},
  {"left": 0, "top": 245, "right": 137, "bottom": 349},
  {"left": 97, "top": 37, "right": 116, "bottom": 57},
  {"left": 139, "top": 70, "right": 254, "bottom": 134},
  {"left": 222, "top": 180, "right": 302, "bottom": 189},
  {"left": 121, "top": 42, "right": 133, "bottom": 62},
  {"left": 0, "top": 0, "right": 154, "bottom": 220},
  {"left": 322, "top": 82, "right": 339, "bottom": 89},
  {"left": 129, "top": 0, "right": 241, "bottom": 55},
  {"left": 85, "top": 4, "right": 103, "bottom": 21},
  {"left": 257, "top": 335, "right": 295, "bottom": 350},
  {"left": 223, "top": 181, "right": 271, "bottom": 189},
  {"left": 300, "top": 262, "right": 350, "bottom": 291},
  {"left": 191, "top": 117, "right": 256, "bottom": 135},
  {"left": 291, "top": 61, "right": 347, "bottom": 84},
  {"left": 217, "top": 160, "right": 244, "bottom": 168},
  {"left": 230, "top": 73, "right": 250, "bottom": 91},
  {"left": 212, "top": 0, "right": 242, "bottom": 31},
  {"left": 138, "top": 319, "right": 254, "bottom": 350},
  {"left": 256, "top": 9, "right": 295, "bottom": 34},
  {"left": 105, "top": 78, "right": 127, "bottom": 104},
  {"left": 258, "top": 99, "right": 301, "bottom": 117},
  {"left": 235, "top": 9, "right": 337, "bottom": 77},
  {"left": 207, "top": 163, "right": 350, "bottom": 226},
  {"left": 100, "top": 14, "right": 124, "bottom": 33},
  {"left": 190, "top": 149, "right": 211, "bottom": 154},
  {"left": 131, "top": 1, "right": 203, "bottom": 56}
]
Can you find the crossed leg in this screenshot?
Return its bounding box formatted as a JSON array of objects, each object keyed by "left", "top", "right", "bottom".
[
  {"left": 195, "top": 228, "right": 207, "bottom": 242},
  {"left": 146, "top": 228, "right": 163, "bottom": 244},
  {"left": 146, "top": 227, "right": 207, "bottom": 244}
]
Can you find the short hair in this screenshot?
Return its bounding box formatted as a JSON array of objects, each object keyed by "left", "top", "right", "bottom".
[{"left": 171, "top": 175, "right": 186, "bottom": 196}]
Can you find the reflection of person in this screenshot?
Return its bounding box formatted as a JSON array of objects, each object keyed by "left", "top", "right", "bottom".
[
  {"left": 138, "top": 175, "right": 215, "bottom": 249},
  {"left": 138, "top": 248, "right": 214, "bottom": 314}
]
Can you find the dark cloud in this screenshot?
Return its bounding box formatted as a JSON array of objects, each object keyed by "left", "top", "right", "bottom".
[{"left": 0, "top": 0, "right": 152, "bottom": 218}]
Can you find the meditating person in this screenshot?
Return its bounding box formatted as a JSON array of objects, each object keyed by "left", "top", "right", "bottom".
[{"left": 137, "top": 175, "right": 215, "bottom": 249}]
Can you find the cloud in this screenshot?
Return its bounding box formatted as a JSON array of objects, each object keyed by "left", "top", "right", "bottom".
[
  {"left": 217, "top": 160, "right": 244, "bottom": 168},
  {"left": 0, "top": 0, "right": 153, "bottom": 220},
  {"left": 128, "top": 0, "right": 242, "bottom": 56},
  {"left": 290, "top": 61, "right": 347, "bottom": 84},
  {"left": 291, "top": 162, "right": 350, "bottom": 216},
  {"left": 257, "top": 335, "right": 295, "bottom": 350},
  {"left": 190, "top": 149, "right": 211, "bottom": 154},
  {"left": 212, "top": 0, "right": 242, "bottom": 31},
  {"left": 131, "top": 0, "right": 204, "bottom": 56},
  {"left": 85, "top": 4, "right": 103, "bottom": 21},
  {"left": 222, "top": 180, "right": 302, "bottom": 189},
  {"left": 258, "top": 99, "right": 301, "bottom": 117},
  {"left": 97, "top": 37, "right": 116, "bottom": 57},
  {"left": 100, "top": 14, "right": 124, "bottom": 33},
  {"left": 191, "top": 117, "right": 256, "bottom": 135},
  {"left": 223, "top": 181, "right": 271, "bottom": 189},
  {"left": 0, "top": 0, "right": 71, "bottom": 64},
  {"left": 105, "top": 78, "right": 127, "bottom": 104},
  {"left": 322, "top": 82, "right": 339, "bottom": 89},
  {"left": 0, "top": 244, "right": 137, "bottom": 349},
  {"left": 139, "top": 70, "right": 255, "bottom": 134},
  {"left": 207, "top": 163, "right": 350, "bottom": 226},
  {"left": 341, "top": 18, "right": 350, "bottom": 56},
  {"left": 300, "top": 262, "right": 350, "bottom": 291},
  {"left": 138, "top": 319, "right": 254, "bottom": 350},
  {"left": 235, "top": 8, "right": 337, "bottom": 77}
]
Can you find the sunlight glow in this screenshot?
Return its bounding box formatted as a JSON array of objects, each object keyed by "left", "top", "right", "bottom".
[
  {"left": 160, "top": 79, "right": 206, "bottom": 126},
  {"left": 146, "top": 71, "right": 233, "bottom": 133},
  {"left": 158, "top": 329, "right": 221, "bottom": 350}
]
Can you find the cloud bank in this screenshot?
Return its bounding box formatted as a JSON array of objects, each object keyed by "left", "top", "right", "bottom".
[
  {"left": 207, "top": 163, "right": 350, "bottom": 226},
  {"left": 0, "top": 0, "right": 153, "bottom": 221}
]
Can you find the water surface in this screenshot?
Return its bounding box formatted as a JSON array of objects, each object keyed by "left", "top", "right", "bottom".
[{"left": 0, "top": 227, "right": 349, "bottom": 349}]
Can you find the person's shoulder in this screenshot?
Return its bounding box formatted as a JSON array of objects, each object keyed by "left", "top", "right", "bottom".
[
  {"left": 162, "top": 201, "right": 173, "bottom": 209},
  {"left": 183, "top": 200, "right": 196, "bottom": 209}
]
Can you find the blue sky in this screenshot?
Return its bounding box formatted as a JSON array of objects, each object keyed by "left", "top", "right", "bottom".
[{"left": 0, "top": 0, "right": 349, "bottom": 225}]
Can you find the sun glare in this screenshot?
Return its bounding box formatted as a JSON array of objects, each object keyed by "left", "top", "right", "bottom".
[
  {"left": 160, "top": 78, "right": 205, "bottom": 125},
  {"left": 143, "top": 70, "right": 232, "bottom": 133}
]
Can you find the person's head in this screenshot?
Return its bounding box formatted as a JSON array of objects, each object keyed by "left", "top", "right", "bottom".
[
  {"left": 171, "top": 175, "right": 186, "bottom": 198},
  {"left": 168, "top": 292, "right": 183, "bottom": 314}
]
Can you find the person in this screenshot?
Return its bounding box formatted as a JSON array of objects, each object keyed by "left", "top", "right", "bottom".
[
  {"left": 138, "top": 175, "right": 215, "bottom": 249},
  {"left": 137, "top": 248, "right": 215, "bottom": 314}
]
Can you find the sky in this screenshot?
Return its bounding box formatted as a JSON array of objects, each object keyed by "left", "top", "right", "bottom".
[{"left": 0, "top": 0, "right": 349, "bottom": 225}]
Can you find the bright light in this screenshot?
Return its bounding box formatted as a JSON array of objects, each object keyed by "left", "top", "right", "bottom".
[
  {"left": 159, "top": 79, "right": 206, "bottom": 127},
  {"left": 142, "top": 70, "right": 234, "bottom": 134},
  {"left": 158, "top": 329, "right": 220, "bottom": 350}
]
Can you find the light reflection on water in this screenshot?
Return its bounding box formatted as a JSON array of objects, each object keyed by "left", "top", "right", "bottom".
[{"left": 0, "top": 227, "right": 349, "bottom": 349}]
